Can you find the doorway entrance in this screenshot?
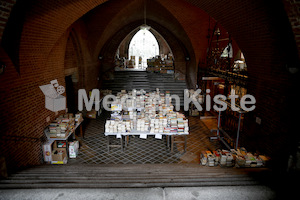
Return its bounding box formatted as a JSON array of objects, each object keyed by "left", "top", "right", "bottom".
[
  {"left": 128, "top": 28, "right": 159, "bottom": 69},
  {"left": 65, "top": 75, "right": 77, "bottom": 114}
]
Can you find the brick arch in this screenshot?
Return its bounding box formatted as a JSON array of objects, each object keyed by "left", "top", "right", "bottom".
[
  {"left": 64, "top": 19, "right": 99, "bottom": 91},
  {"left": 118, "top": 29, "right": 139, "bottom": 59},
  {"left": 184, "top": 0, "right": 299, "bottom": 68},
  {"left": 1, "top": 0, "right": 299, "bottom": 74},
  {"left": 2, "top": 0, "right": 198, "bottom": 85},
  {"left": 14, "top": 0, "right": 108, "bottom": 74},
  {"left": 118, "top": 28, "right": 172, "bottom": 60},
  {"left": 146, "top": 29, "right": 173, "bottom": 57},
  {"left": 150, "top": 29, "right": 173, "bottom": 56},
  {"left": 85, "top": 0, "right": 197, "bottom": 86},
  {"left": 65, "top": 28, "right": 86, "bottom": 88},
  {"left": 99, "top": 19, "right": 192, "bottom": 77}
]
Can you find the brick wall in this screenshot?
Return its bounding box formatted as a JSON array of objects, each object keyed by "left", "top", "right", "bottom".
[
  {"left": 0, "top": 31, "right": 69, "bottom": 169},
  {"left": 0, "top": 0, "right": 103, "bottom": 170},
  {"left": 283, "top": 0, "right": 300, "bottom": 57},
  {"left": 185, "top": 0, "right": 300, "bottom": 169}
]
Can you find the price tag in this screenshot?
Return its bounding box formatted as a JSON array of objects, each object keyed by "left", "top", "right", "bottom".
[
  {"left": 155, "top": 134, "right": 162, "bottom": 139},
  {"left": 140, "top": 134, "right": 147, "bottom": 139}
]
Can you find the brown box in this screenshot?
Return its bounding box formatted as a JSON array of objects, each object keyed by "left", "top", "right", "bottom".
[
  {"left": 51, "top": 141, "right": 67, "bottom": 164},
  {"left": 86, "top": 110, "right": 97, "bottom": 119}
]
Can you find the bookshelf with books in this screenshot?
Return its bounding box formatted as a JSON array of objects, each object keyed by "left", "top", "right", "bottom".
[{"left": 42, "top": 113, "right": 83, "bottom": 164}]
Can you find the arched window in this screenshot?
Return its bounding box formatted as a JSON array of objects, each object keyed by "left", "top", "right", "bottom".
[{"left": 128, "top": 28, "right": 159, "bottom": 69}]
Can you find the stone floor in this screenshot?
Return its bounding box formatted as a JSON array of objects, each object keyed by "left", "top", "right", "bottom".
[
  {"left": 0, "top": 186, "right": 277, "bottom": 200},
  {"left": 69, "top": 111, "right": 223, "bottom": 165}
]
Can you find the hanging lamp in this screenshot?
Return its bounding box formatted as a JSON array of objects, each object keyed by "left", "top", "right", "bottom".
[{"left": 140, "top": 0, "right": 151, "bottom": 30}]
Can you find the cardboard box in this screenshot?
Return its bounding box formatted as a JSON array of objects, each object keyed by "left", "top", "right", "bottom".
[
  {"left": 51, "top": 141, "right": 67, "bottom": 164},
  {"left": 86, "top": 110, "right": 97, "bottom": 119},
  {"left": 51, "top": 157, "right": 68, "bottom": 165},
  {"left": 42, "top": 140, "right": 54, "bottom": 162},
  {"left": 69, "top": 141, "right": 79, "bottom": 158}
]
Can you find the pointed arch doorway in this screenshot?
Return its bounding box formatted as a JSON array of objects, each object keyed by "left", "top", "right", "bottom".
[{"left": 128, "top": 27, "right": 159, "bottom": 70}]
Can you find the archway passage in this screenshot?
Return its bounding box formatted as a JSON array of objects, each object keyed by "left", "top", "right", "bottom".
[
  {"left": 116, "top": 26, "right": 175, "bottom": 73},
  {"left": 128, "top": 28, "right": 159, "bottom": 69},
  {"left": 0, "top": 0, "right": 299, "bottom": 182}
]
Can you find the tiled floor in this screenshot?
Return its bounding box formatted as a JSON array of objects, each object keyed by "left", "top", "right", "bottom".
[{"left": 69, "top": 111, "right": 223, "bottom": 165}]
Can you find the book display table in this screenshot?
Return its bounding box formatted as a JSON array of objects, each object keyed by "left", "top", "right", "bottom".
[
  {"left": 104, "top": 89, "right": 189, "bottom": 152},
  {"left": 43, "top": 114, "right": 84, "bottom": 164}
]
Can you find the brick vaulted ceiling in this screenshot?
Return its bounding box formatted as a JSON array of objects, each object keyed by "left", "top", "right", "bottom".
[
  {"left": 2, "top": 0, "right": 299, "bottom": 84},
  {"left": 2, "top": 0, "right": 299, "bottom": 129}
]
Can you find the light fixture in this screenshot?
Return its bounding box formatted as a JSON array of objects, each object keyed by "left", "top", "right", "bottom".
[
  {"left": 140, "top": 0, "right": 151, "bottom": 30},
  {"left": 0, "top": 62, "right": 6, "bottom": 75},
  {"left": 140, "top": 24, "right": 151, "bottom": 30},
  {"left": 215, "top": 28, "right": 221, "bottom": 36}
]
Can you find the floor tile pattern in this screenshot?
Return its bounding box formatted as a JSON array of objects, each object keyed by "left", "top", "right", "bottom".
[{"left": 69, "top": 111, "right": 223, "bottom": 165}]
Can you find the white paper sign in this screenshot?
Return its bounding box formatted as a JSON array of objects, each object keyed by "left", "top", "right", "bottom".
[
  {"left": 155, "top": 134, "right": 162, "bottom": 139},
  {"left": 116, "top": 134, "right": 121, "bottom": 139},
  {"left": 140, "top": 134, "right": 147, "bottom": 139}
]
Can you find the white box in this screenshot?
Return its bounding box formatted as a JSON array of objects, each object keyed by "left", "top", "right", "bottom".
[
  {"left": 42, "top": 140, "right": 54, "bottom": 162},
  {"left": 69, "top": 141, "right": 79, "bottom": 158}
]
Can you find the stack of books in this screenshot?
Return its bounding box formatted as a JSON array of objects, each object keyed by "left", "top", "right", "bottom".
[
  {"left": 49, "top": 120, "right": 60, "bottom": 138},
  {"left": 213, "top": 150, "right": 220, "bottom": 165},
  {"left": 206, "top": 151, "right": 215, "bottom": 166},
  {"left": 200, "top": 151, "right": 207, "bottom": 166},
  {"left": 219, "top": 151, "right": 227, "bottom": 166},
  {"left": 104, "top": 90, "right": 190, "bottom": 136},
  {"left": 75, "top": 113, "right": 83, "bottom": 125},
  {"left": 47, "top": 114, "right": 77, "bottom": 138},
  {"left": 200, "top": 148, "right": 270, "bottom": 168},
  {"left": 177, "top": 118, "right": 184, "bottom": 133}
]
